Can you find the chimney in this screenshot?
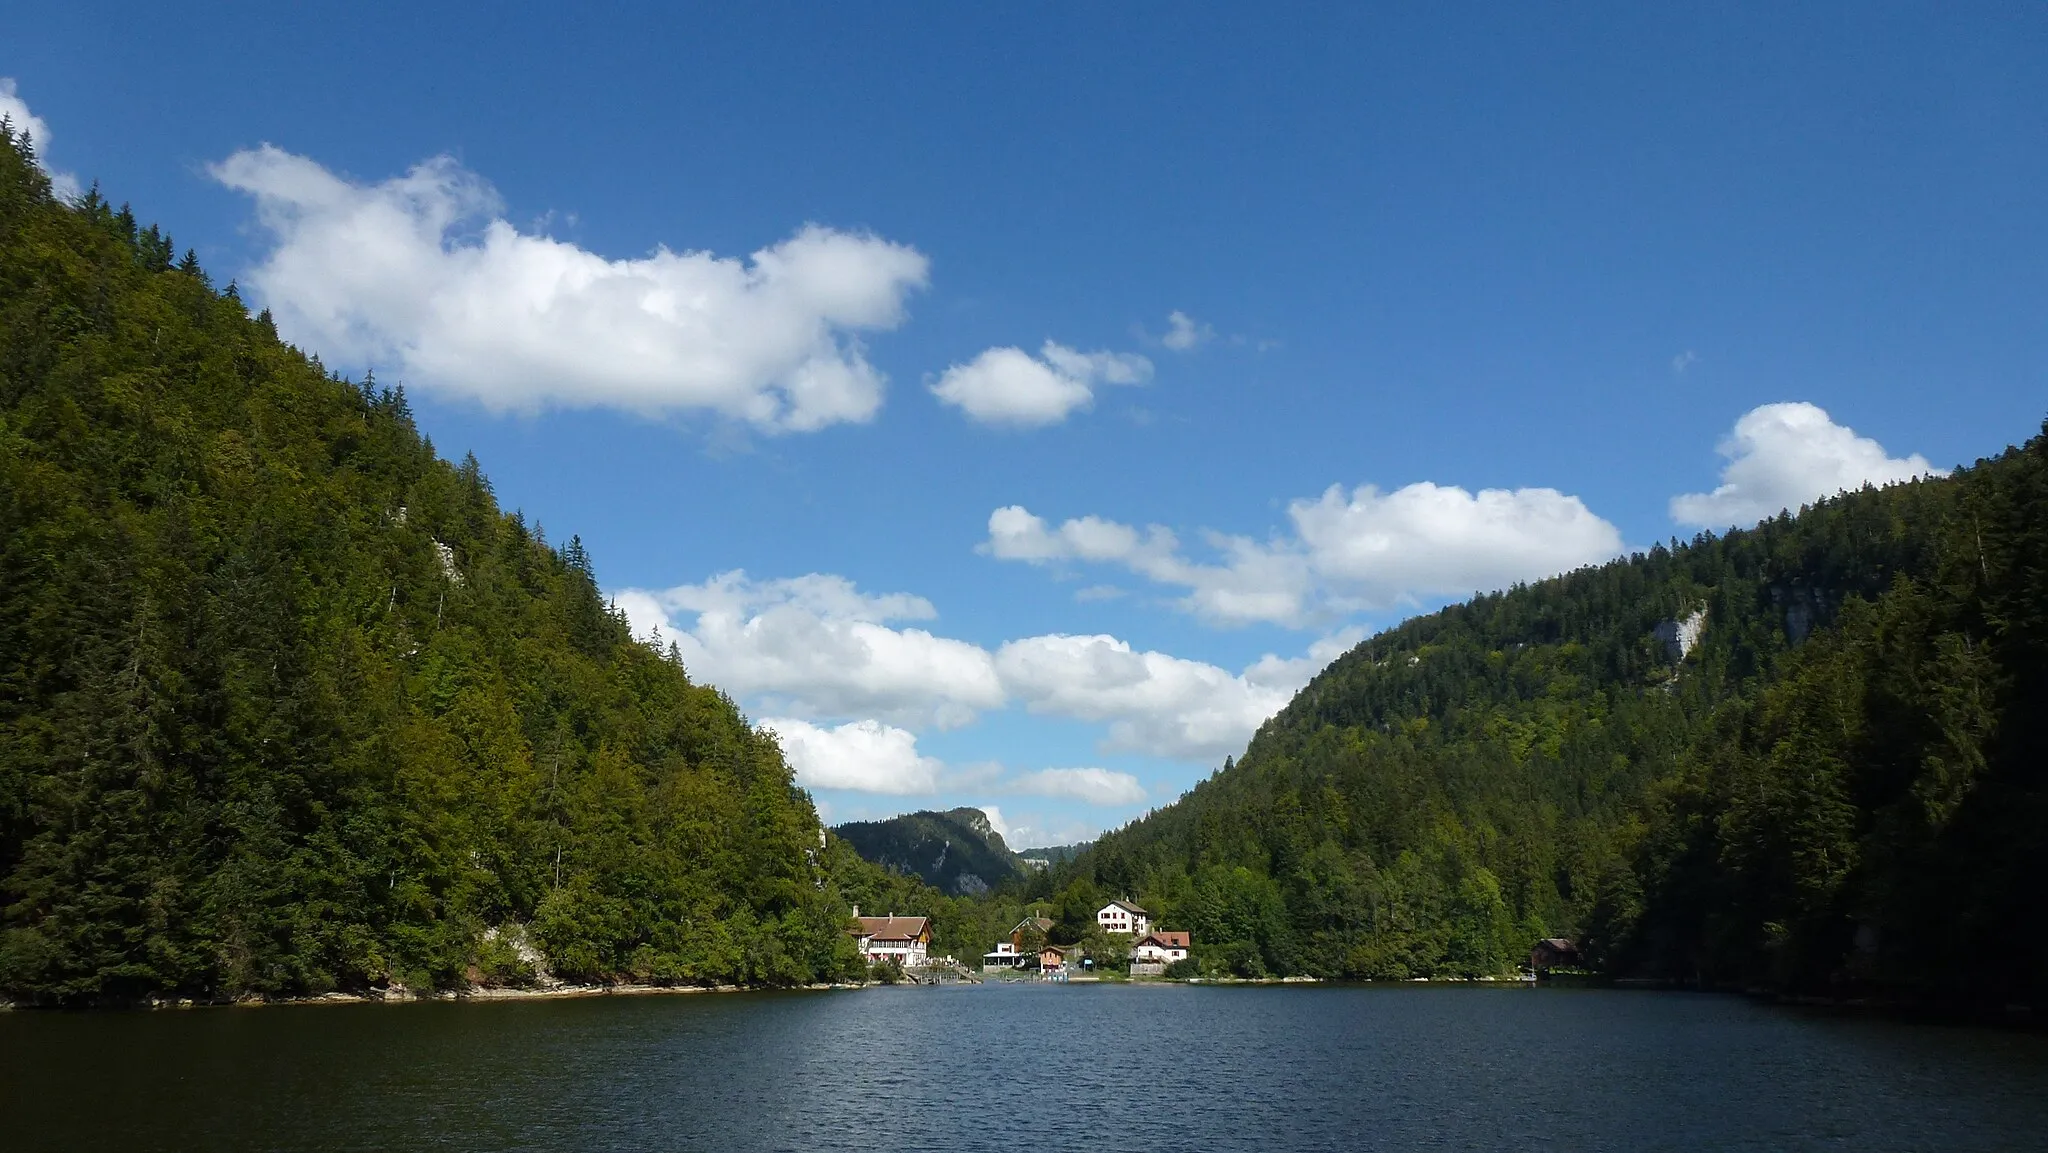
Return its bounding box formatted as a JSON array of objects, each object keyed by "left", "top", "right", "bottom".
[{"left": 852, "top": 905, "right": 860, "bottom": 918}]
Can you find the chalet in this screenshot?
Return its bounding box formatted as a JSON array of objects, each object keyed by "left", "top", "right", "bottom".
[
  {"left": 852, "top": 911, "right": 932, "bottom": 967},
  {"left": 1038, "top": 944, "right": 1067, "bottom": 972},
  {"left": 1096, "top": 900, "right": 1150, "bottom": 936},
  {"left": 1529, "top": 938, "right": 1581, "bottom": 973},
  {"left": 1132, "top": 930, "right": 1190, "bottom": 965}
]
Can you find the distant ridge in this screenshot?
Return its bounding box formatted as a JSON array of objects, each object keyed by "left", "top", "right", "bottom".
[
  {"left": 831, "top": 808, "right": 1026, "bottom": 896},
  {"left": 1015, "top": 843, "right": 1088, "bottom": 869}
]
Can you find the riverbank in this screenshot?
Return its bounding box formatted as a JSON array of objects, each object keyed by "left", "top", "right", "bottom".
[
  {"left": 0, "top": 981, "right": 870, "bottom": 1012},
  {"left": 294, "top": 980, "right": 871, "bottom": 1007}
]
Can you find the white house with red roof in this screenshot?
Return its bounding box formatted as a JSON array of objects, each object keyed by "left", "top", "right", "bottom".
[
  {"left": 1096, "top": 899, "right": 1151, "bottom": 936},
  {"left": 1133, "top": 930, "right": 1190, "bottom": 964},
  {"left": 851, "top": 909, "right": 931, "bottom": 967}
]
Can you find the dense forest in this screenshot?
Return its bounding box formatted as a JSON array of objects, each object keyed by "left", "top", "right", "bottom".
[
  {"left": 0, "top": 127, "right": 895, "bottom": 1003},
  {"left": 1031, "top": 422, "right": 2046, "bottom": 1004}
]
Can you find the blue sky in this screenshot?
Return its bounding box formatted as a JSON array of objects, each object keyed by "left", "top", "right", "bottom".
[{"left": 9, "top": 4, "right": 2044, "bottom": 846}]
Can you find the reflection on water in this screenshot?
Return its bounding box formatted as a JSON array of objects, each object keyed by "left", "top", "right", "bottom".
[{"left": 4, "top": 983, "right": 2046, "bottom": 1152}]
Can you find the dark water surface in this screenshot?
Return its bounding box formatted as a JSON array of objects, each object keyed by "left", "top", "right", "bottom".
[{"left": 4, "top": 983, "right": 2046, "bottom": 1151}]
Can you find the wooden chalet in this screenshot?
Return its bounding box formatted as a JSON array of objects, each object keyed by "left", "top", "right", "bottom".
[
  {"left": 850, "top": 909, "right": 932, "bottom": 967},
  {"left": 1529, "top": 938, "right": 1582, "bottom": 973}
]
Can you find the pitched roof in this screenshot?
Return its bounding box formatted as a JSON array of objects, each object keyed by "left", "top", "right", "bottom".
[
  {"left": 1138, "top": 931, "right": 1190, "bottom": 949},
  {"left": 1101, "top": 899, "right": 1148, "bottom": 916},
  {"left": 854, "top": 915, "right": 930, "bottom": 941},
  {"left": 1012, "top": 916, "right": 1053, "bottom": 934}
]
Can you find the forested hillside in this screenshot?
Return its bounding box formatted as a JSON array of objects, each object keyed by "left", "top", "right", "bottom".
[
  {"left": 832, "top": 808, "right": 1025, "bottom": 896},
  {"left": 0, "top": 128, "right": 869, "bottom": 1003},
  {"left": 1038, "top": 424, "right": 2046, "bottom": 1004}
]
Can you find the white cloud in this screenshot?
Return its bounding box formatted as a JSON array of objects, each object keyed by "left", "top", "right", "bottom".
[
  {"left": 0, "top": 79, "right": 81, "bottom": 198},
  {"left": 930, "top": 340, "right": 1151, "bottom": 426},
  {"left": 758, "top": 717, "right": 941, "bottom": 794},
  {"left": 987, "top": 812, "right": 1106, "bottom": 851},
  {"left": 984, "top": 482, "right": 1622, "bottom": 627},
  {"left": 1670, "top": 402, "right": 1945, "bottom": 528},
  {"left": 994, "top": 634, "right": 1294, "bottom": 761},
  {"left": 986, "top": 505, "right": 1182, "bottom": 569},
  {"left": 615, "top": 572, "right": 1003, "bottom": 729},
  {"left": 1289, "top": 482, "right": 1623, "bottom": 606},
  {"left": 619, "top": 569, "right": 1345, "bottom": 762},
  {"left": 1161, "top": 310, "right": 1214, "bottom": 352},
  {"left": 211, "top": 146, "right": 928, "bottom": 432},
  {"left": 1243, "top": 627, "right": 1366, "bottom": 690},
  {"left": 654, "top": 570, "right": 937, "bottom": 624},
  {"left": 1010, "top": 767, "right": 1147, "bottom": 806},
  {"left": 1671, "top": 350, "right": 1699, "bottom": 374}
]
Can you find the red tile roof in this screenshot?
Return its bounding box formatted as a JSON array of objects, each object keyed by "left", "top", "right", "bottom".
[
  {"left": 854, "top": 916, "right": 930, "bottom": 941},
  {"left": 1138, "top": 931, "right": 1190, "bottom": 949}
]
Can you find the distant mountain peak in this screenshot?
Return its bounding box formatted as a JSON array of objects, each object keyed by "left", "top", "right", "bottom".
[{"left": 831, "top": 808, "right": 1024, "bottom": 895}]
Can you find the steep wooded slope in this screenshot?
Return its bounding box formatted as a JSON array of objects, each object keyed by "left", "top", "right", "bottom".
[
  {"left": 1044, "top": 424, "right": 2046, "bottom": 1002},
  {"left": 0, "top": 129, "right": 864, "bottom": 1002}
]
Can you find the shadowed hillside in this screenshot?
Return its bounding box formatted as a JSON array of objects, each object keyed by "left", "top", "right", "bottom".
[
  {"left": 0, "top": 127, "right": 870, "bottom": 1003},
  {"left": 832, "top": 808, "right": 1026, "bottom": 896}
]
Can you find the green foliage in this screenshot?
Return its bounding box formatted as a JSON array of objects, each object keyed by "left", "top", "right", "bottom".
[
  {"left": 0, "top": 129, "right": 863, "bottom": 1002},
  {"left": 1041, "top": 425, "right": 2048, "bottom": 1002},
  {"left": 1077, "top": 925, "right": 1131, "bottom": 970}
]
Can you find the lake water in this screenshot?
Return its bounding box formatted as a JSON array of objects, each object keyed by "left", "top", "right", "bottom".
[{"left": 4, "top": 983, "right": 2046, "bottom": 1151}]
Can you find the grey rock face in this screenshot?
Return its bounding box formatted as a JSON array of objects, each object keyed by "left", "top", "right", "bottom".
[{"left": 1653, "top": 607, "right": 1708, "bottom": 663}]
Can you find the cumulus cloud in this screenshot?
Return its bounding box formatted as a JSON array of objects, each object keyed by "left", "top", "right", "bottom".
[
  {"left": 1670, "top": 402, "right": 1945, "bottom": 528},
  {"left": 983, "top": 809, "right": 1105, "bottom": 851},
  {"left": 984, "top": 482, "right": 1622, "bottom": 628},
  {"left": 930, "top": 340, "right": 1151, "bottom": 426},
  {"left": 1161, "top": 310, "right": 1214, "bottom": 352},
  {"left": 211, "top": 146, "right": 928, "bottom": 432},
  {"left": 0, "top": 79, "right": 81, "bottom": 198},
  {"left": 986, "top": 505, "right": 1181, "bottom": 569},
  {"left": 1010, "top": 767, "right": 1147, "bottom": 805},
  {"left": 615, "top": 572, "right": 1003, "bottom": 729},
  {"left": 1290, "top": 482, "right": 1623, "bottom": 605},
  {"left": 995, "top": 634, "right": 1295, "bottom": 760},
  {"left": 757, "top": 717, "right": 941, "bottom": 794},
  {"left": 1243, "top": 627, "right": 1367, "bottom": 690},
  {"left": 619, "top": 570, "right": 1341, "bottom": 762}
]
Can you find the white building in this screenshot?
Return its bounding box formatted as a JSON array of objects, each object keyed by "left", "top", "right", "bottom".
[
  {"left": 853, "top": 913, "right": 931, "bottom": 967},
  {"left": 982, "top": 942, "right": 1025, "bottom": 969},
  {"left": 1096, "top": 900, "right": 1150, "bottom": 936},
  {"left": 1133, "top": 930, "right": 1190, "bottom": 964}
]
